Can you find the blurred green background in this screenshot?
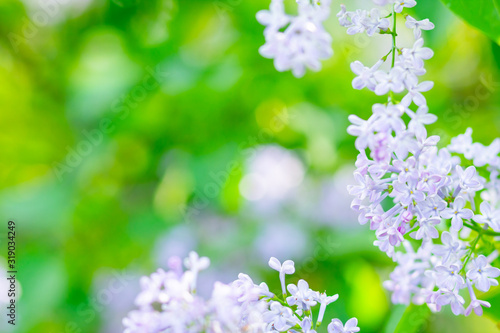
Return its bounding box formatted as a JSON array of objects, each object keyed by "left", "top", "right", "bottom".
[{"left": 1, "top": 0, "right": 500, "bottom": 332}]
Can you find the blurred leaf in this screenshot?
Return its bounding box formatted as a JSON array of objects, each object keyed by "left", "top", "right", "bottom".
[
  {"left": 440, "top": 0, "right": 500, "bottom": 44},
  {"left": 482, "top": 286, "right": 500, "bottom": 323},
  {"left": 394, "top": 304, "right": 431, "bottom": 333},
  {"left": 383, "top": 305, "right": 407, "bottom": 333}
]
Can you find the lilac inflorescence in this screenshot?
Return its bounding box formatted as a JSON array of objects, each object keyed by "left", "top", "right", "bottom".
[
  {"left": 256, "top": 0, "right": 334, "bottom": 78},
  {"left": 123, "top": 252, "right": 359, "bottom": 332},
  {"left": 340, "top": 0, "right": 500, "bottom": 317}
]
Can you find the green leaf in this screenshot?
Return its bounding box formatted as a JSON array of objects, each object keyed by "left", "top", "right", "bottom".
[
  {"left": 482, "top": 286, "right": 500, "bottom": 323},
  {"left": 394, "top": 304, "right": 431, "bottom": 333},
  {"left": 440, "top": 0, "right": 500, "bottom": 44}
]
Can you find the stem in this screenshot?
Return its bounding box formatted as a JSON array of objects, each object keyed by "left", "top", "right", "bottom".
[
  {"left": 460, "top": 225, "right": 488, "bottom": 276},
  {"left": 463, "top": 221, "right": 500, "bottom": 236},
  {"left": 391, "top": 6, "right": 397, "bottom": 68},
  {"left": 389, "top": 5, "right": 397, "bottom": 103},
  {"left": 271, "top": 296, "right": 287, "bottom": 306}
]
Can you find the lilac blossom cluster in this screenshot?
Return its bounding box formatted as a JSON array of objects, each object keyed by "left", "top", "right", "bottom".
[
  {"left": 256, "top": 0, "right": 333, "bottom": 78},
  {"left": 341, "top": 0, "right": 500, "bottom": 317},
  {"left": 123, "top": 252, "right": 359, "bottom": 332}
]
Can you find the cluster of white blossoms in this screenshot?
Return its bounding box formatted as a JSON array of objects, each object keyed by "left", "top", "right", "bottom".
[
  {"left": 256, "top": 0, "right": 333, "bottom": 78},
  {"left": 342, "top": 0, "right": 500, "bottom": 317},
  {"left": 123, "top": 252, "right": 359, "bottom": 332}
]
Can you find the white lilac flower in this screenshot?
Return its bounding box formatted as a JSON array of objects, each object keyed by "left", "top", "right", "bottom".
[
  {"left": 263, "top": 301, "right": 297, "bottom": 331},
  {"left": 372, "top": 103, "right": 406, "bottom": 133},
  {"left": 337, "top": 5, "right": 352, "bottom": 27},
  {"left": 327, "top": 318, "right": 360, "bottom": 333},
  {"left": 392, "top": 176, "right": 425, "bottom": 206},
  {"left": 440, "top": 197, "right": 473, "bottom": 231},
  {"left": 448, "top": 128, "right": 474, "bottom": 159},
  {"left": 256, "top": 0, "right": 290, "bottom": 36},
  {"left": 435, "top": 264, "right": 465, "bottom": 290},
  {"left": 365, "top": 8, "right": 390, "bottom": 36},
  {"left": 436, "top": 289, "right": 465, "bottom": 315},
  {"left": 432, "top": 232, "right": 466, "bottom": 264},
  {"left": 402, "top": 38, "right": 434, "bottom": 69},
  {"left": 268, "top": 257, "right": 295, "bottom": 296},
  {"left": 466, "top": 255, "right": 500, "bottom": 292},
  {"left": 394, "top": 0, "right": 417, "bottom": 13},
  {"left": 257, "top": 0, "right": 333, "bottom": 77},
  {"left": 401, "top": 81, "right": 434, "bottom": 107},
  {"left": 455, "top": 165, "right": 482, "bottom": 192},
  {"left": 465, "top": 279, "right": 491, "bottom": 316},
  {"left": 347, "top": 115, "right": 374, "bottom": 151},
  {"left": 374, "top": 68, "right": 405, "bottom": 95},
  {"left": 338, "top": 6, "right": 389, "bottom": 36},
  {"left": 316, "top": 293, "right": 339, "bottom": 325},
  {"left": 184, "top": 251, "right": 210, "bottom": 291},
  {"left": 407, "top": 106, "right": 437, "bottom": 132},
  {"left": 405, "top": 15, "right": 435, "bottom": 39},
  {"left": 299, "top": 317, "right": 318, "bottom": 333},
  {"left": 350, "top": 60, "right": 382, "bottom": 90},
  {"left": 473, "top": 201, "right": 500, "bottom": 231},
  {"left": 372, "top": 0, "right": 393, "bottom": 5},
  {"left": 420, "top": 195, "right": 447, "bottom": 216},
  {"left": 411, "top": 216, "right": 440, "bottom": 240},
  {"left": 286, "top": 279, "right": 318, "bottom": 311},
  {"left": 395, "top": 55, "right": 426, "bottom": 88}
]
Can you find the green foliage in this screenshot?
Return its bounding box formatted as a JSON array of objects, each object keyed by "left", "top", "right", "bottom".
[
  {"left": 439, "top": 0, "right": 500, "bottom": 44},
  {"left": 394, "top": 304, "right": 432, "bottom": 333}
]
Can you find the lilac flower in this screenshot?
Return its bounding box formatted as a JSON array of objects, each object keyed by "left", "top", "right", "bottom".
[
  {"left": 416, "top": 173, "right": 442, "bottom": 195},
  {"left": 286, "top": 279, "right": 318, "bottom": 310},
  {"left": 327, "top": 318, "right": 360, "bottom": 333},
  {"left": 377, "top": 223, "right": 405, "bottom": 246},
  {"left": 348, "top": 172, "right": 385, "bottom": 202},
  {"left": 440, "top": 197, "right": 473, "bottom": 231},
  {"left": 435, "top": 264, "right": 465, "bottom": 290},
  {"left": 392, "top": 176, "right": 425, "bottom": 206},
  {"left": 374, "top": 68, "right": 405, "bottom": 95},
  {"left": 407, "top": 106, "right": 437, "bottom": 132},
  {"left": 432, "top": 232, "right": 465, "bottom": 264},
  {"left": 411, "top": 216, "right": 440, "bottom": 240},
  {"left": 473, "top": 201, "right": 500, "bottom": 231},
  {"left": 436, "top": 290, "right": 465, "bottom": 315},
  {"left": 465, "top": 280, "right": 491, "bottom": 316},
  {"left": 401, "top": 81, "right": 434, "bottom": 107},
  {"left": 257, "top": 0, "right": 333, "bottom": 77},
  {"left": 448, "top": 128, "right": 474, "bottom": 158},
  {"left": 455, "top": 165, "right": 482, "bottom": 192},
  {"left": 350, "top": 60, "right": 382, "bottom": 90},
  {"left": 184, "top": 251, "right": 210, "bottom": 291},
  {"left": 315, "top": 293, "right": 339, "bottom": 325},
  {"left": 394, "top": 0, "right": 417, "bottom": 13},
  {"left": 256, "top": 0, "right": 289, "bottom": 35},
  {"left": 421, "top": 195, "right": 447, "bottom": 216},
  {"left": 299, "top": 317, "right": 318, "bottom": 333},
  {"left": 402, "top": 38, "right": 434, "bottom": 69},
  {"left": 393, "top": 130, "right": 419, "bottom": 160},
  {"left": 347, "top": 115, "right": 373, "bottom": 150},
  {"left": 263, "top": 301, "right": 297, "bottom": 331},
  {"left": 337, "top": 5, "right": 352, "bottom": 27},
  {"left": 405, "top": 15, "right": 435, "bottom": 39},
  {"left": 268, "top": 257, "right": 295, "bottom": 296},
  {"left": 372, "top": 103, "right": 406, "bottom": 133},
  {"left": 395, "top": 56, "right": 424, "bottom": 88},
  {"left": 467, "top": 255, "right": 500, "bottom": 292}
]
